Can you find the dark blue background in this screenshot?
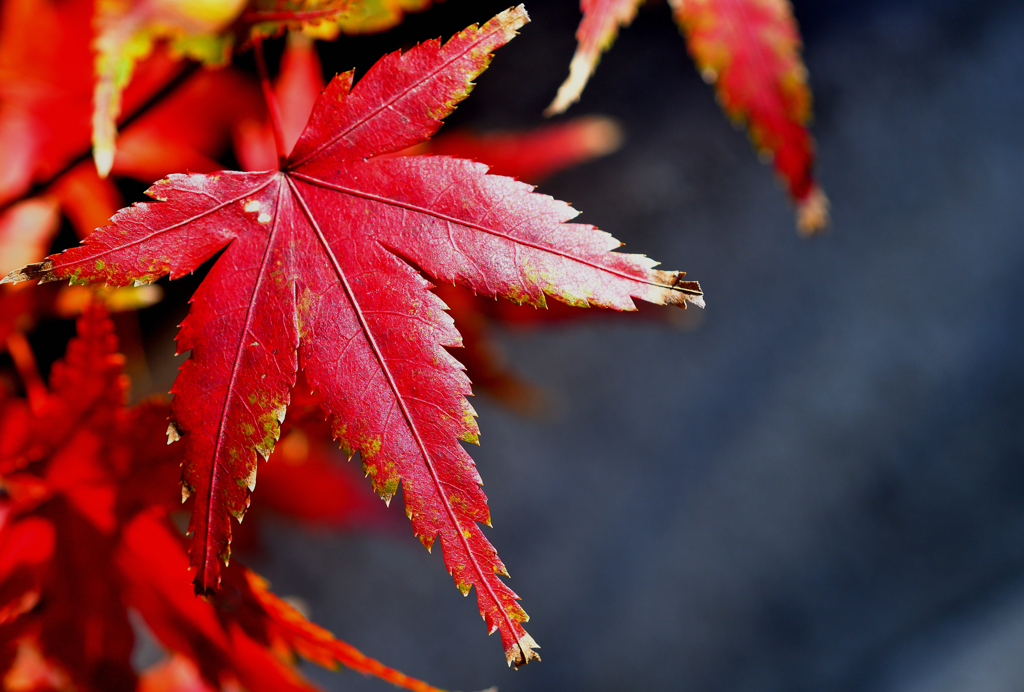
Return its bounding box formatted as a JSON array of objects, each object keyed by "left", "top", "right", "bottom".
[{"left": 241, "top": 1, "right": 1024, "bottom": 690}]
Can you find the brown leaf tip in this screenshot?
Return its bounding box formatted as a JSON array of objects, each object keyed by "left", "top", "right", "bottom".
[
  {"left": 166, "top": 421, "right": 182, "bottom": 444},
  {"left": 650, "top": 270, "right": 705, "bottom": 309},
  {"left": 502, "top": 4, "right": 530, "bottom": 30},
  {"left": 507, "top": 632, "right": 541, "bottom": 668},
  {"left": 1, "top": 260, "right": 56, "bottom": 285}
]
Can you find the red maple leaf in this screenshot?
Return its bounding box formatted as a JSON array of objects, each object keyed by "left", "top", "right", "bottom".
[
  {"left": 4, "top": 6, "right": 702, "bottom": 666},
  {"left": 0, "top": 305, "right": 444, "bottom": 692},
  {"left": 545, "top": 0, "right": 642, "bottom": 117},
  {"left": 548, "top": 0, "right": 828, "bottom": 233},
  {"left": 670, "top": 0, "right": 829, "bottom": 234}
]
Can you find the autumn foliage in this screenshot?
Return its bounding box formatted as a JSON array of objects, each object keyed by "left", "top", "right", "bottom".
[{"left": 0, "top": 0, "right": 824, "bottom": 689}]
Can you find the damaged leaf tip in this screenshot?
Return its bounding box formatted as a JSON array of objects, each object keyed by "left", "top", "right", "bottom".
[
  {"left": 2, "top": 260, "right": 56, "bottom": 285},
  {"left": 507, "top": 632, "right": 541, "bottom": 667}
]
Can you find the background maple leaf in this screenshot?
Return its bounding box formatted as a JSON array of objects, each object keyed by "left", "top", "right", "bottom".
[{"left": 546, "top": 0, "right": 827, "bottom": 233}]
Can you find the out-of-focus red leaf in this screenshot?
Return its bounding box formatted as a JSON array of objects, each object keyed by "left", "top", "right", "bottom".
[
  {"left": 120, "top": 509, "right": 448, "bottom": 692},
  {"left": 90, "top": 0, "right": 365, "bottom": 174},
  {"left": 0, "top": 306, "right": 139, "bottom": 692},
  {"left": 670, "top": 0, "right": 828, "bottom": 233},
  {"left": 0, "top": 517, "right": 53, "bottom": 625},
  {"left": 6, "top": 6, "right": 703, "bottom": 665},
  {"left": 49, "top": 165, "right": 123, "bottom": 240},
  {"left": 549, "top": 0, "right": 827, "bottom": 233},
  {"left": 2, "top": 635, "right": 72, "bottom": 692},
  {"left": 114, "top": 68, "right": 263, "bottom": 181},
  {"left": 546, "top": 0, "right": 642, "bottom": 115},
  {"left": 254, "top": 424, "right": 385, "bottom": 525},
  {"left": 414, "top": 115, "right": 623, "bottom": 183},
  {"left": 139, "top": 655, "right": 216, "bottom": 692},
  {"left": 0, "top": 199, "right": 60, "bottom": 276},
  {"left": 0, "top": 0, "right": 180, "bottom": 202},
  {"left": 0, "top": 0, "right": 94, "bottom": 206},
  {"left": 90, "top": 0, "right": 248, "bottom": 176}
]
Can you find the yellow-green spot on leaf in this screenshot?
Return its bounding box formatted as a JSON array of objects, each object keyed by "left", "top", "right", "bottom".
[
  {"left": 257, "top": 428, "right": 278, "bottom": 461},
  {"left": 459, "top": 404, "right": 479, "bottom": 444},
  {"left": 360, "top": 434, "right": 382, "bottom": 460},
  {"left": 381, "top": 477, "right": 399, "bottom": 500},
  {"left": 270, "top": 265, "right": 288, "bottom": 288},
  {"left": 243, "top": 464, "right": 257, "bottom": 491},
  {"left": 507, "top": 604, "right": 526, "bottom": 623},
  {"left": 297, "top": 288, "right": 317, "bottom": 338}
]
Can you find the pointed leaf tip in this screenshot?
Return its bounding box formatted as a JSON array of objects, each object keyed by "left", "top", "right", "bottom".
[
  {"left": 545, "top": 0, "right": 642, "bottom": 116},
  {"left": 94, "top": 145, "right": 115, "bottom": 180},
  {"left": 545, "top": 52, "right": 594, "bottom": 116}
]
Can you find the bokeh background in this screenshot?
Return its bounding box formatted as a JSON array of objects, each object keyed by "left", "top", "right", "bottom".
[{"left": 154, "top": 0, "right": 1024, "bottom": 690}]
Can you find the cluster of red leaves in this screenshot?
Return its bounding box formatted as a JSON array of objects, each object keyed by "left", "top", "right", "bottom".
[
  {"left": 549, "top": 0, "right": 829, "bottom": 234},
  {"left": 6, "top": 6, "right": 702, "bottom": 668},
  {"left": 0, "top": 305, "right": 443, "bottom": 692},
  {"left": 0, "top": 0, "right": 727, "bottom": 685}
]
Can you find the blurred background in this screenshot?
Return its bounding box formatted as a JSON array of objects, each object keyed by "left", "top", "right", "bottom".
[
  {"left": 228, "top": 0, "right": 1024, "bottom": 690},
  {"left": 39, "top": 0, "right": 1017, "bottom": 689}
]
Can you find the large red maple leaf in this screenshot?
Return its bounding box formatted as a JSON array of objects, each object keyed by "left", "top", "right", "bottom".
[{"left": 4, "top": 6, "right": 702, "bottom": 666}]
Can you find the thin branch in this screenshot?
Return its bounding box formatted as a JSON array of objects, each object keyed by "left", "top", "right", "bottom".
[{"left": 253, "top": 36, "right": 288, "bottom": 167}]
